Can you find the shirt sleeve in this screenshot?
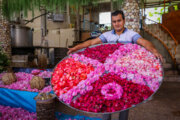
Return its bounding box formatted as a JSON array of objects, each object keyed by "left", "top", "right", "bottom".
[
  {"left": 132, "top": 34, "right": 142, "bottom": 43},
  {"left": 99, "top": 34, "right": 107, "bottom": 43}
]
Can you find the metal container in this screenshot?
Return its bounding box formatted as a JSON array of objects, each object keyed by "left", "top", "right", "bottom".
[{"left": 11, "top": 25, "right": 33, "bottom": 47}]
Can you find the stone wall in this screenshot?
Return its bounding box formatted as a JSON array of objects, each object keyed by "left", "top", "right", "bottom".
[
  {"left": 122, "top": 0, "right": 140, "bottom": 33},
  {"left": 0, "top": 0, "right": 11, "bottom": 59}
]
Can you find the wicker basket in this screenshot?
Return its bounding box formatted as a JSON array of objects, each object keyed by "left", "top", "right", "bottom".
[
  {"left": 2, "top": 72, "right": 17, "bottom": 85},
  {"left": 35, "top": 94, "right": 56, "bottom": 120}
]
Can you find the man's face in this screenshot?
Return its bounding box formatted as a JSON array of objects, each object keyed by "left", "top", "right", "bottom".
[{"left": 111, "top": 14, "right": 125, "bottom": 32}]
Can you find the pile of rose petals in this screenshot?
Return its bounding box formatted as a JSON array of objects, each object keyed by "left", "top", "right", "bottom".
[
  {"left": 0, "top": 70, "right": 52, "bottom": 92},
  {"left": 51, "top": 58, "right": 94, "bottom": 96},
  {"left": 0, "top": 105, "right": 36, "bottom": 120},
  {"left": 51, "top": 43, "right": 163, "bottom": 113},
  {"left": 78, "top": 43, "right": 123, "bottom": 63},
  {"left": 70, "top": 73, "right": 153, "bottom": 112}
]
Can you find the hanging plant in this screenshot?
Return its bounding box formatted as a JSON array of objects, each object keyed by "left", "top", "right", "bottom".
[{"left": 2, "top": 0, "right": 102, "bottom": 20}]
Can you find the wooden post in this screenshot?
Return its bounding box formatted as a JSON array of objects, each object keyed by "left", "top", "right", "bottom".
[
  {"left": 82, "top": 6, "right": 84, "bottom": 23},
  {"left": 66, "top": 1, "right": 71, "bottom": 25},
  {"left": 164, "top": 0, "right": 165, "bottom": 14},
  {"left": 144, "top": 0, "right": 146, "bottom": 17},
  {"left": 141, "top": 0, "right": 144, "bottom": 16},
  {"left": 111, "top": 0, "right": 113, "bottom": 12},
  {"left": 111, "top": 0, "right": 113, "bottom": 29},
  {"left": 76, "top": 3, "right": 80, "bottom": 41},
  {"left": 89, "top": 7, "right": 92, "bottom": 31},
  {"left": 89, "top": 7, "right": 92, "bottom": 22},
  {"left": 40, "top": 8, "right": 47, "bottom": 37}
]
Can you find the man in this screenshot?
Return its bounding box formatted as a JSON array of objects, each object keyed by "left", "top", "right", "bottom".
[
  {"left": 67, "top": 10, "right": 162, "bottom": 120},
  {"left": 67, "top": 10, "right": 162, "bottom": 61}
]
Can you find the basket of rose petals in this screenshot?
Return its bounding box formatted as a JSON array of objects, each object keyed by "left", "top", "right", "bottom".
[{"left": 34, "top": 92, "right": 56, "bottom": 120}]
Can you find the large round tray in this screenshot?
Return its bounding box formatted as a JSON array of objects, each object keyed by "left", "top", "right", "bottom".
[{"left": 51, "top": 43, "right": 164, "bottom": 114}]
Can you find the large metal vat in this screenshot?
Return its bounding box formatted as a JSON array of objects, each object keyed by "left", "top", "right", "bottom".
[{"left": 11, "top": 25, "right": 33, "bottom": 47}]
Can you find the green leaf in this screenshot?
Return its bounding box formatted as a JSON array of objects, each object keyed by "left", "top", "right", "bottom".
[
  {"left": 148, "top": 12, "right": 153, "bottom": 17},
  {"left": 157, "top": 17, "right": 160, "bottom": 22},
  {"left": 154, "top": 12, "right": 158, "bottom": 14},
  {"left": 174, "top": 5, "right": 178, "bottom": 11},
  {"left": 160, "top": 8, "right": 164, "bottom": 13}
]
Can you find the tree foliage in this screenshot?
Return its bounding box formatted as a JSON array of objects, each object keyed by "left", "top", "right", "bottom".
[{"left": 2, "top": 0, "right": 125, "bottom": 20}]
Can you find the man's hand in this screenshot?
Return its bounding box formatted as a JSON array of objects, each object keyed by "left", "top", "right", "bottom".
[
  {"left": 152, "top": 51, "right": 163, "bottom": 63},
  {"left": 67, "top": 38, "right": 102, "bottom": 55},
  {"left": 67, "top": 47, "right": 76, "bottom": 55},
  {"left": 137, "top": 38, "right": 164, "bottom": 63}
]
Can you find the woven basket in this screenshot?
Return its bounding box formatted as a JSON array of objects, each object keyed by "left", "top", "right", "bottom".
[
  {"left": 2, "top": 72, "right": 17, "bottom": 85},
  {"left": 30, "top": 76, "right": 45, "bottom": 90},
  {"left": 35, "top": 94, "right": 56, "bottom": 120}
]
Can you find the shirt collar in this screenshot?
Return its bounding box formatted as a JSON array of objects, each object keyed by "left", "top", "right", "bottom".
[{"left": 112, "top": 28, "right": 128, "bottom": 34}]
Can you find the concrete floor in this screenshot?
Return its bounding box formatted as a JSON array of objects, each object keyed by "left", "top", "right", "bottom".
[
  {"left": 56, "top": 81, "right": 180, "bottom": 120},
  {"left": 127, "top": 81, "right": 180, "bottom": 120}
]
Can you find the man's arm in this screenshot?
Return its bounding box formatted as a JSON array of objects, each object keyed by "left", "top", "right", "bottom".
[
  {"left": 67, "top": 37, "right": 102, "bottom": 55},
  {"left": 137, "top": 38, "right": 163, "bottom": 62}
]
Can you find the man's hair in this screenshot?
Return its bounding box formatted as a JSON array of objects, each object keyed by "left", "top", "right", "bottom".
[{"left": 111, "top": 10, "right": 125, "bottom": 20}]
